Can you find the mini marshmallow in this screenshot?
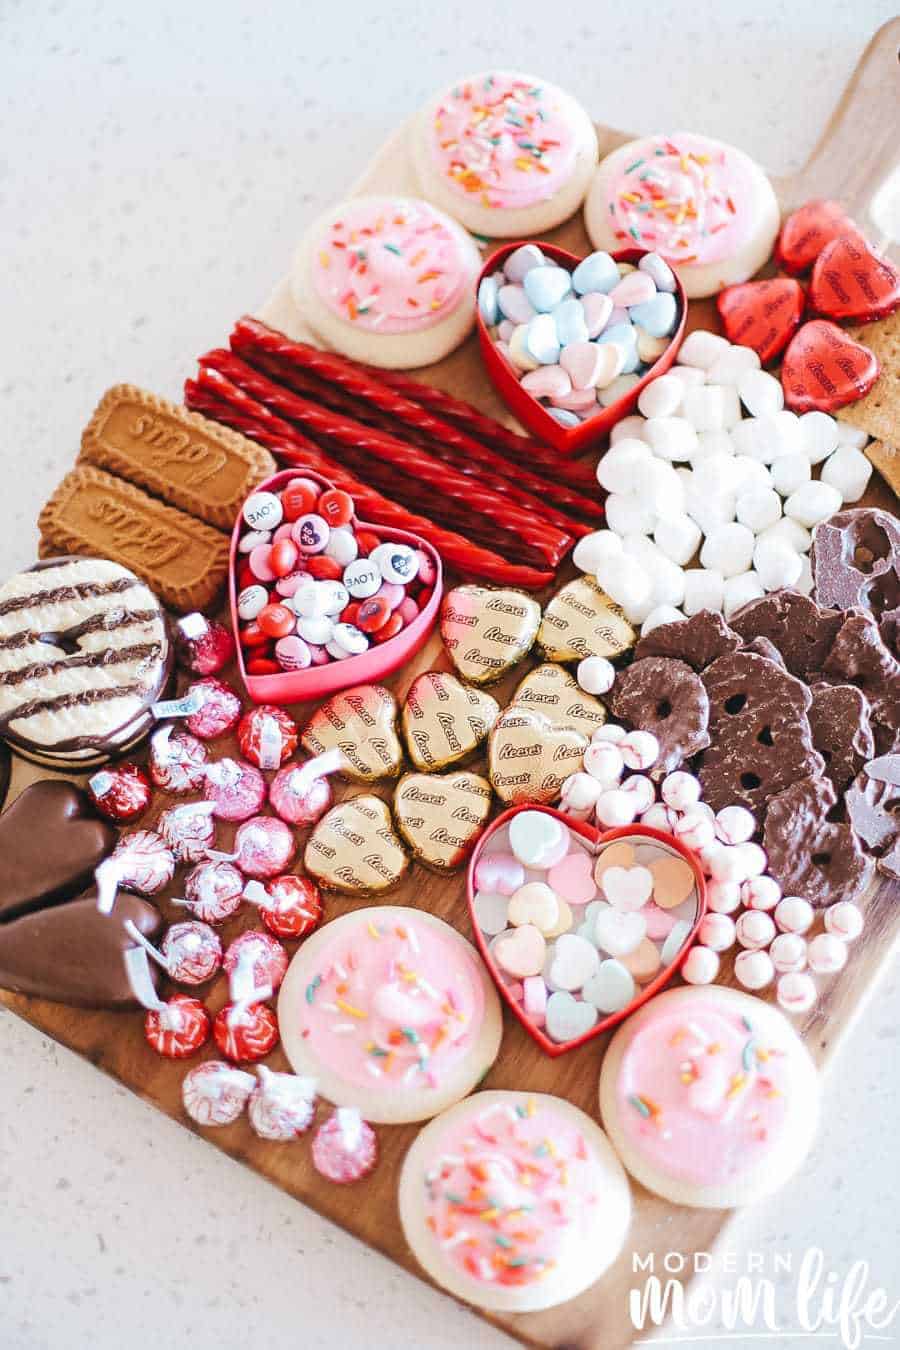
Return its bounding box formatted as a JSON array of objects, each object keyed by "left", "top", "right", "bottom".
[
  {"left": 594, "top": 788, "right": 638, "bottom": 828},
  {"left": 776, "top": 971, "right": 817, "bottom": 1014},
  {"left": 604, "top": 493, "right": 656, "bottom": 537},
  {"left": 623, "top": 535, "right": 685, "bottom": 608},
  {"left": 682, "top": 385, "right": 733, "bottom": 433},
  {"left": 637, "top": 374, "right": 684, "bottom": 419},
  {"left": 572, "top": 529, "right": 623, "bottom": 574},
  {"left": 691, "top": 452, "right": 740, "bottom": 498},
  {"left": 738, "top": 368, "right": 784, "bottom": 418},
  {"left": 610, "top": 415, "right": 648, "bottom": 444},
  {"left": 730, "top": 455, "right": 773, "bottom": 495},
  {"left": 619, "top": 730, "right": 659, "bottom": 771},
  {"left": 661, "top": 771, "right": 702, "bottom": 811},
  {"left": 714, "top": 804, "right": 756, "bottom": 845},
  {"left": 678, "top": 329, "right": 730, "bottom": 370},
  {"left": 654, "top": 513, "right": 702, "bottom": 566},
  {"left": 753, "top": 536, "right": 803, "bottom": 591},
  {"left": 682, "top": 567, "right": 725, "bottom": 616},
  {"left": 698, "top": 912, "right": 737, "bottom": 952},
  {"left": 706, "top": 344, "right": 760, "bottom": 387},
  {"left": 735, "top": 949, "right": 775, "bottom": 990},
  {"left": 596, "top": 439, "right": 652, "bottom": 493},
  {"left": 706, "top": 879, "right": 742, "bottom": 914},
  {"left": 583, "top": 741, "right": 625, "bottom": 786},
  {"left": 807, "top": 932, "right": 848, "bottom": 974},
  {"left": 820, "top": 446, "right": 873, "bottom": 503},
  {"left": 723, "top": 570, "right": 766, "bottom": 619},
  {"left": 682, "top": 946, "right": 720, "bottom": 985},
  {"left": 770, "top": 933, "right": 807, "bottom": 974},
  {"left": 577, "top": 655, "right": 616, "bottom": 695},
  {"left": 699, "top": 522, "right": 755, "bottom": 578},
  {"left": 795, "top": 554, "right": 814, "bottom": 596},
  {"left": 595, "top": 555, "right": 653, "bottom": 612},
  {"left": 689, "top": 429, "right": 735, "bottom": 463},
  {"left": 770, "top": 453, "right": 811, "bottom": 497},
  {"left": 642, "top": 416, "right": 699, "bottom": 462},
  {"left": 824, "top": 901, "right": 864, "bottom": 942},
  {"left": 736, "top": 487, "right": 782, "bottom": 534},
  {"left": 742, "top": 875, "right": 781, "bottom": 911},
  {"left": 629, "top": 457, "right": 686, "bottom": 519},
  {"left": 684, "top": 486, "right": 737, "bottom": 535},
  {"left": 757, "top": 516, "right": 812, "bottom": 554},
  {"left": 641, "top": 605, "right": 685, "bottom": 634},
  {"left": 784, "top": 481, "right": 843, "bottom": 528},
  {"left": 834, "top": 421, "right": 868, "bottom": 450},
  {"left": 774, "top": 896, "right": 814, "bottom": 934},
  {"left": 736, "top": 910, "right": 776, "bottom": 950},
  {"left": 668, "top": 365, "right": 708, "bottom": 392},
  {"left": 799, "top": 410, "right": 839, "bottom": 464}
]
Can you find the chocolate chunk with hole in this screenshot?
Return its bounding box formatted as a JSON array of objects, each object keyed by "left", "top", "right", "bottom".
[
  {"left": 822, "top": 610, "right": 900, "bottom": 753},
  {"left": 607, "top": 656, "right": 710, "bottom": 774},
  {"left": 764, "top": 775, "right": 874, "bottom": 907},
  {"left": 811, "top": 507, "right": 900, "bottom": 650},
  {"left": 730, "top": 590, "right": 842, "bottom": 681},
  {"left": 634, "top": 610, "right": 740, "bottom": 671},
  {"left": 807, "top": 682, "right": 875, "bottom": 795}
]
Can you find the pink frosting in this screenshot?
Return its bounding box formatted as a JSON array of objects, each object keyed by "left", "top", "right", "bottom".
[
  {"left": 294, "top": 915, "right": 485, "bottom": 1091},
  {"left": 422, "top": 1096, "right": 602, "bottom": 1288},
  {"left": 427, "top": 73, "right": 581, "bottom": 209},
  {"left": 616, "top": 996, "right": 795, "bottom": 1187},
  {"left": 603, "top": 133, "right": 759, "bottom": 265},
  {"left": 311, "top": 199, "right": 469, "bottom": 334}
]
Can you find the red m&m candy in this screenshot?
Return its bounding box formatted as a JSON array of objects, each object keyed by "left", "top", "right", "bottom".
[
  {"left": 356, "top": 595, "right": 391, "bottom": 633},
  {"left": 270, "top": 538, "right": 299, "bottom": 577},
  {"left": 281, "top": 478, "right": 320, "bottom": 521},
  {"left": 318, "top": 488, "right": 354, "bottom": 527},
  {"left": 372, "top": 612, "right": 404, "bottom": 643},
  {"left": 257, "top": 603, "right": 296, "bottom": 640},
  {"left": 306, "top": 555, "right": 343, "bottom": 581}
]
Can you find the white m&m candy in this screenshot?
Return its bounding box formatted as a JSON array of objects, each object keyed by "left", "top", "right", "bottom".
[
  {"left": 243, "top": 491, "right": 283, "bottom": 531},
  {"left": 371, "top": 542, "right": 419, "bottom": 585},
  {"left": 237, "top": 585, "right": 268, "bottom": 622},
  {"left": 342, "top": 559, "right": 381, "bottom": 599}
]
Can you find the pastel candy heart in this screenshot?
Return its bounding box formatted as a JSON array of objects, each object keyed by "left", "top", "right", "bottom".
[
  {"left": 473, "top": 851, "right": 525, "bottom": 896},
  {"left": 508, "top": 881, "right": 560, "bottom": 933},
  {"left": 522, "top": 974, "right": 547, "bottom": 1022},
  {"left": 560, "top": 341, "right": 605, "bottom": 390},
  {"left": 553, "top": 298, "right": 589, "bottom": 346},
  {"left": 304, "top": 794, "right": 409, "bottom": 895},
  {"left": 521, "top": 365, "right": 572, "bottom": 400},
  {"left": 545, "top": 990, "right": 598, "bottom": 1042},
  {"left": 649, "top": 855, "right": 696, "bottom": 909},
  {"left": 639, "top": 252, "right": 677, "bottom": 293},
  {"left": 548, "top": 408, "right": 580, "bottom": 428},
  {"left": 440, "top": 583, "right": 541, "bottom": 686},
  {"left": 548, "top": 851, "right": 596, "bottom": 905},
  {"left": 775, "top": 199, "right": 856, "bottom": 275},
  {"left": 781, "top": 320, "right": 880, "bottom": 415},
  {"left": 544, "top": 898, "right": 574, "bottom": 938},
  {"left": 716, "top": 278, "right": 805, "bottom": 364},
  {"left": 401, "top": 671, "right": 499, "bottom": 771},
  {"left": 609, "top": 272, "right": 657, "bottom": 308},
  {"left": 301, "top": 684, "right": 402, "bottom": 783},
  {"left": 601, "top": 307, "right": 629, "bottom": 332},
  {"left": 637, "top": 330, "right": 670, "bottom": 362},
  {"left": 629, "top": 292, "right": 678, "bottom": 338},
  {"left": 548, "top": 932, "right": 600, "bottom": 991},
  {"left": 393, "top": 769, "right": 492, "bottom": 872},
  {"left": 582, "top": 959, "right": 635, "bottom": 1012},
  {"left": 504, "top": 244, "right": 546, "bottom": 283},
  {"left": 642, "top": 900, "right": 679, "bottom": 940},
  {"left": 572, "top": 251, "right": 619, "bottom": 295},
  {"left": 497, "top": 283, "right": 536, "bottom": 325},
  {"left": 593, "top": 840, "right": 637, "bottom": 884},
  {"left": 581, "top": 292, "right": 614, "bottom": 338},
  {"left": 508, "top": 810, "right": 569, "bottom": 869},
  {"left": 622, "top": 937, "right": 662, "bottom": 983},
  {"left": 473, "top": 890, "right": 510, "bottom": 936},
  {"left": 493, "top": 923, "right": 546, "bottom": 978},
  {"left": 508, "top": 324, "right": 540, "bottom": 372},
  {"left": 488, "top": 707, "right": 588, "bottom": 806},
  {"left": 660, "top": 918, "right": 692, "bottom": 964},
  {"left": 809, "top": 232, "right": 900, "bottom": 323},
  {"left": 552, "top": 388, "right": 600, "bottom": 413},
  {"left": 592, "top": 904, "right": 647, "bottom": 957},
  {"left": 525, "top": 313, "right": 561, "bottom": 365},
  {"left": 601, "top": 865, "right": 653, "bottom": 911},
  {"left": 477, "top": 276, "right": 500, "bottom": 325},
  {"left": 512, "top": 664, "right": 607, "bottom": 739},
  {"left": 523, "top": 265, "right": 572, "bottom": 313}
]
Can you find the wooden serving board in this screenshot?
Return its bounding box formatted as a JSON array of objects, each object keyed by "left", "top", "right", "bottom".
[{"left": 3, "top": 19, "right": 900, "bottom": 1350}]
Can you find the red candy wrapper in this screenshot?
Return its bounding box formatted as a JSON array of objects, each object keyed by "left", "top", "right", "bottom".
[
  {"left": 180, "top": 860, "right": 245, "bottom": 923},
  {"left": 268, "top": 761, "right": 333, "bottom": 826},
  {"left": 88, "top": 763, "right": 152, "bottom": 822},
  {"left": 174, "top": 614, "right": 236, "bottom": 676},
  {"left": 237, "top": 705, "right": 299, "bottom": 770},
  {"left": 149, "top": 724, "right": 209, "bottom": 794},
  {"left": 312, "top": 1107, "right": 377, "bottom": 1183},
  {"left": 106, "top": 830, "right": 175, "bottom": 897},
  {"left": 144, "top": 993, "right": 211, "bottom": 1059},
  {"left": 244, "top": 874, "right": 323, "bottom": 940},
  {"left": 185, "top": 677, "right": 243, "bottom": 740},
  {"left": 213, "top": 1001, "right": 279, "bottom": 1063},
  {"left": 224, "top": 929, "right": 288, "bottom": 995},
  {"left": 182, "top": 1060, "right": 255, "bottom": 1126},
  {"left": 161, "top": 921, "right": 223, "bottom": 985},
  {"left": 203, "top": 757, "right": 267, "bottom": 821},
  {"left": 158, "top": 801, "right": 217, "bottom": 864}
]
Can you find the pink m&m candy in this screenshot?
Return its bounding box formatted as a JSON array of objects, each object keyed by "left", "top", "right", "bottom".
[
  {"left": 249, "top": 544, "right": 277, "bottom": 582},
  {"left": 275, "top": 635, "right": 312, "bottom": 671}
]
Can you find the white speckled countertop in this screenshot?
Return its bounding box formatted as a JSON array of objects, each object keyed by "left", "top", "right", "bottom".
[{"left": 2, "top": 4, "right": 899, "bottom": 1348}]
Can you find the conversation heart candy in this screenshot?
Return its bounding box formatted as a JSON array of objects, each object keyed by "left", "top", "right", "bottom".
[
  {"left": 548, "top": 850, "right": 596, "bottom": 905},
  {"left": 508, "top": 882, "right": 560, "bottom": 933},
  {"left": 508, "top": 809, "right": 569, "bottom": 869},
  {"left": 601, "top": 865, "right": 653, "bottom": 911},
  {"left": 592, "top": 905, "right": 647, "bottom": 958},
  {"left": 493, "top": 924, "right": 546, "bottom": 978},
  {"left": 582, "top": 959, "right": 636, "bottom": 1012},
  {"left": 549, "top": 932, "right": 600, "bottom": 991},
  {"left": 473, "top": 852, "right": 525, "bottom": 897},
  {"left": 545, "top": 990, "right": 598, "bottom": 1043},
  {"left": 649, "top": 856, "right": 696, "bottom": 909}
]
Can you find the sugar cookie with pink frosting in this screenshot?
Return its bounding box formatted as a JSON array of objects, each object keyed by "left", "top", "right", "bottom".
[
  {"left": 277, "top": 906, "right": 501, "bottom": 1124},
  {"left": 291, "top": 195, "right": 481, "bottom": 368},
  {"left": 584, "top": 132, "right": 779, "bottom": 298},
  {"left": 412, "top": 71, "right": 598, "bottom": 238},
  {"left": 399, "top": 1089, "right": 631, "bottom": 1311},
  {"left": 599, "top": 985, "right": 819, "bottom": 1207}
]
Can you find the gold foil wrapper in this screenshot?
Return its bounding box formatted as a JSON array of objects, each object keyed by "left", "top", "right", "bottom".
[
  {"left": 487, "top": 706, "right": 588, "bottom": 805},
  {"left": 304, "top": 794, "right": 410, "bottom": 895},
  {"left": 401, "top": 671, "right": 499, "bottom": 771},
  {"left": 512, "top": 662, "right": 607, "bottom": 738},
  {"left": 439, "top": 584, "right": 541, "bottom": 686},
  {"left": 393, "top": 770, "right": 493, "bottom": 872},
  {"left": 301, "top": 684, "right": 402, "bottom": 783},
  {"left": 537, "top": 577, "right": 635, "bottom": 663}
]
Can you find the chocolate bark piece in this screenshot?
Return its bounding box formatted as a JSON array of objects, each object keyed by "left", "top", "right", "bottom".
[
  {"left": 607, "top": 656, "right": 710, "bottom": 774},
  {"left": 764, "top": 775, "right": 874, "bottom": 907},
  {"left": 729, "top": 590, "right": 843, "bottom": 681},
  {"left": 741, "top": 635, "right": 785, "bottom": 667},
  {"left": 822, "top": 610, "right": 900, "bottom": 753},
  {"left": 0, "top": 781, "right": 117, "bottom": 924},
  {"left": 845, "top": 757, "right": 900, "bottom": 879},
  {"left": 634, "top": 610, "right": 740, "bottom": 671},
  {"left": 0, "top": 889, "right": 162, "bottom": 1007},
  {"left": 807, "top": 682, "right": 875, "bottom": 795},
  {"left": 811, "top": 507, "right": 900, "bottom": 648},
  {"left": 699, "top": 651, "right": 823, "bottom": 814}
]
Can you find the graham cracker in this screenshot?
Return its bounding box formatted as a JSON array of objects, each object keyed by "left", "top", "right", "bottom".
[{"left": 836, "top": 310, "right": 900, "bottom": 449}]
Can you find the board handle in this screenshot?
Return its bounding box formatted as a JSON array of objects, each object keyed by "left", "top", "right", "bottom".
[{"left": 787, "top": 17, "right": 900, "bottom": 255}]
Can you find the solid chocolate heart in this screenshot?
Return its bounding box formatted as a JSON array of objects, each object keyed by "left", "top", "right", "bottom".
[
  {"left": 393, "top": 770, "right": 492, "bottom": 872},
  {"left": 512, "top": 663, "right": 607, "bottom": 738},
  {"left": 439, "top": 584, "right": 541, "bottom": 686},
  {"left": 781, "top": 320, "right": 880, "bottom": 414},
  {"left": 301, "top": 684, "right": 403, "bottom": 782},
  {"left": 0, "top": 889, "right": 162, "bottom": 1008},
  {"left": 304, "top": 794, "right": 410, "bottom": 895},
  {"left": 0, "top": 781, "right": 117, "bottom": 924},
  {"left": 809, "top": 232, "right": 900, "bottom": 323},
  {"left": 716, "top": 277, "right": 805, "bottom": 364},
  {"left": 537, "top": 576, "right": 635, "bottom": 663},
  {"left": 401, "top": 671, "right": 499, "bottom": 771},
  {"left": 487, "top": 706, "right": 587, "bottom": 805},
  {"left": 775, "top": 199, "right": 856, "bottom": 275}
]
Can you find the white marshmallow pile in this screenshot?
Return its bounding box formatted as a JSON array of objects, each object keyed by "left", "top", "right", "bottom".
[
  {"left": 560, "top": 723, "right": 865, "bottom": 1014},
  {"left": 575, "top": 329, "right": 873, "bottom": 632}
]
